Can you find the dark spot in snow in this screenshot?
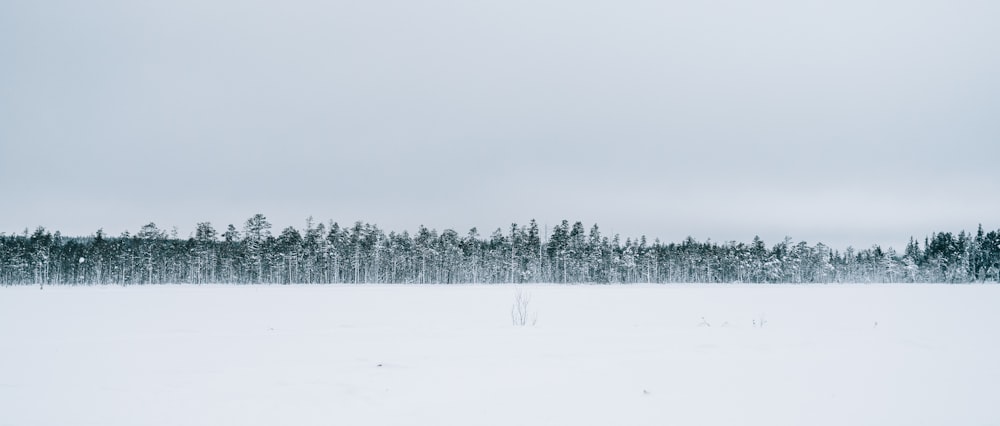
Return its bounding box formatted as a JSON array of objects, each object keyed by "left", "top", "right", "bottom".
[{"left": 377, "top": 363, "right": 383, "bottom": 367}]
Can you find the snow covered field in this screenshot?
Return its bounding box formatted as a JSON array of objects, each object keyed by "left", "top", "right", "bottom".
[{"left": 1, "top": 284, "right": 998, "bottom": 426}]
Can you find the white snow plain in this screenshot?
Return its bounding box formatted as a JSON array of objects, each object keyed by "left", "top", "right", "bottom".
[{"left": 1, "top": 284, "right": 998, "bottom": 426}]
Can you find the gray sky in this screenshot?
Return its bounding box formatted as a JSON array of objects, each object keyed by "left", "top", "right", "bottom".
[{"left": 2, "top": 0, "right": 998, "bottom": 250}]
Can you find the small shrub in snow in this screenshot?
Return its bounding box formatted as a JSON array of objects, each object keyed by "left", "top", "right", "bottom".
[
  {"left": 753, "top": 314, "right": 768, "bottom": 328},
  {"left": 511, "top": 288, "right": 537, "bottom": 326}
]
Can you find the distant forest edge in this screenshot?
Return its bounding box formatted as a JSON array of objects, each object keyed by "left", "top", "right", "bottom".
[{"left": 2, "top": 215, "right": 999, "bottom": 285}]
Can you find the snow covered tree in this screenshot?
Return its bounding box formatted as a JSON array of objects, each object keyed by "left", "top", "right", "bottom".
[{"left": 243, "top": 214, "right": 272, "bottom": 282}]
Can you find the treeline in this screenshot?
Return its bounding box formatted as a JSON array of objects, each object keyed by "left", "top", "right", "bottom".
[{"left": 2, "top": 215, "right": 999, "bottom": 285}]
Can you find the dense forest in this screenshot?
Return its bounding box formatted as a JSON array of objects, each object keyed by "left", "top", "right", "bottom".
[{"left": 1, "top": 215, "right": 999, "bottom": 285}]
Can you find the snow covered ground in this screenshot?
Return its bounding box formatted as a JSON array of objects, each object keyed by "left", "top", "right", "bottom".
[{"left": 1, "top": 284, "right": 998, "bottom": 426}]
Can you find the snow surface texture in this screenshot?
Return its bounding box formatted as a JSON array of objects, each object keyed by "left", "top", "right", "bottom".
[{"left": 1, "top": 284, "right": 998, "bottom": 426}]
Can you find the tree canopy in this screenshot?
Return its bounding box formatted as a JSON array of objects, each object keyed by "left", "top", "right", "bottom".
[{"left": 2, "top": 217, "right": 998, "bottom": 285}]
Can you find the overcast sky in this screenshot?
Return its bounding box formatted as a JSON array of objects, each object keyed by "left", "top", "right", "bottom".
[{"left": 2, "top": 0, "right": 998, "bottom": 250}]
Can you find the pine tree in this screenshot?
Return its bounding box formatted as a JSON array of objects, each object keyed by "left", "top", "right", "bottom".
[
  {"left": 194, "top": 222, "right": 217, "bottom": 284},
  {"left": 243, "top": 214, "right": 272, "bottom": 282}
]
